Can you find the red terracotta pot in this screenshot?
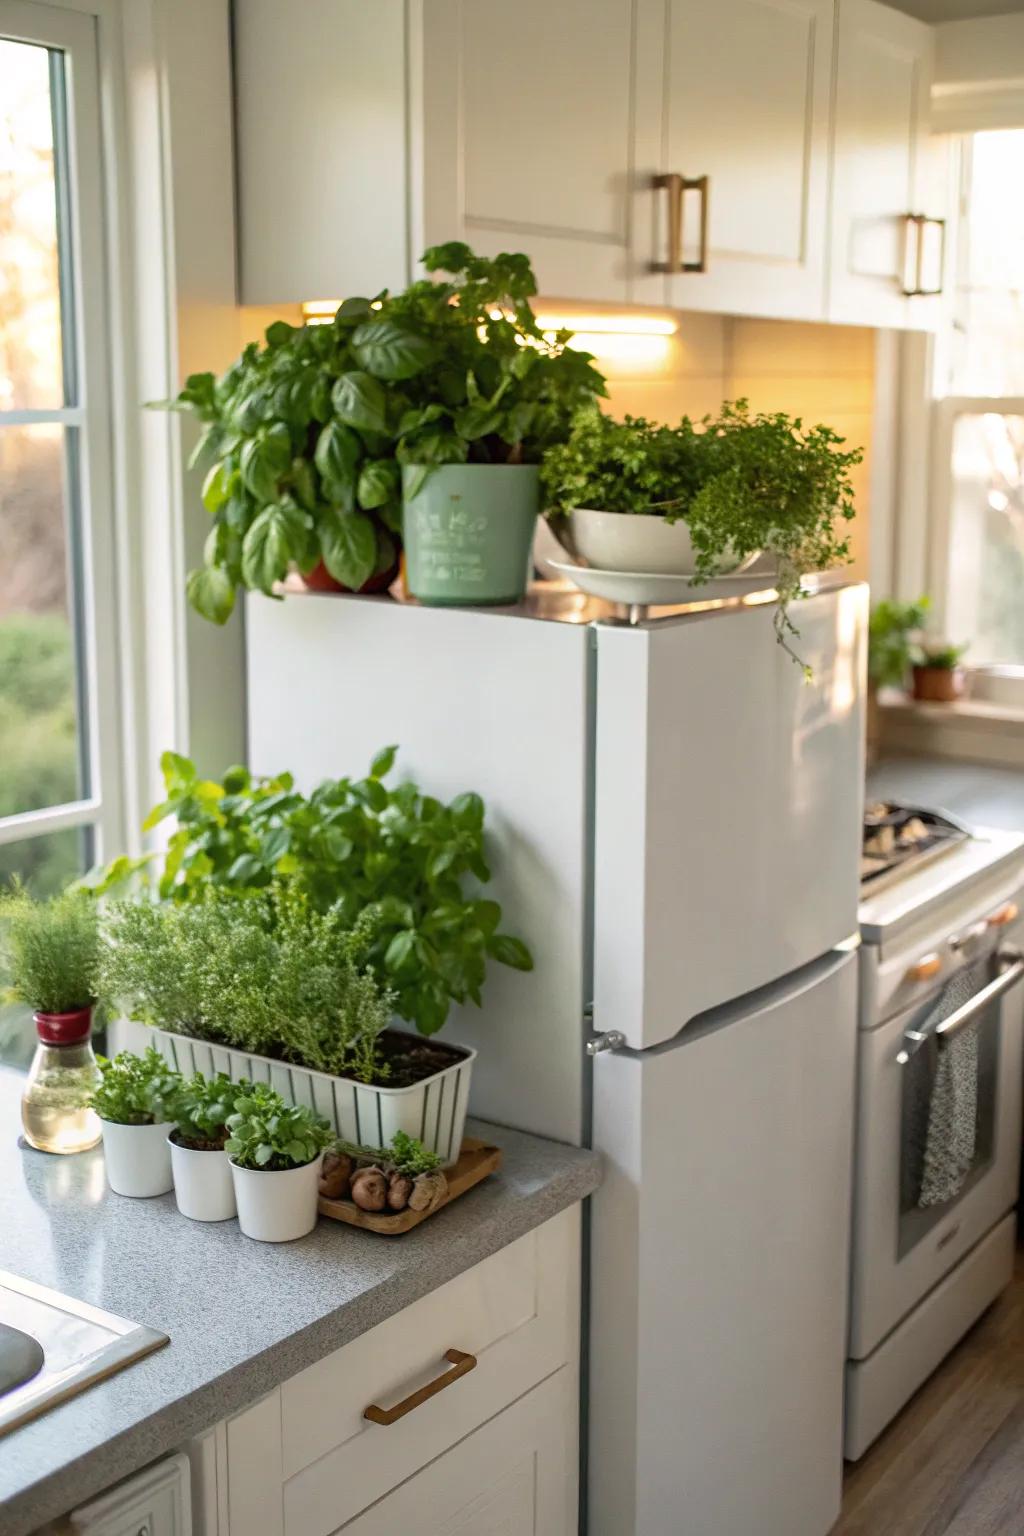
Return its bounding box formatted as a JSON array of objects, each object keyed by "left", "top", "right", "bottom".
[
  {"left": 34, "top": 1006, "right": 93, "bottom": 1045},
  {"left": 912, "top": 665, "right": 964, "bottom": 703}
]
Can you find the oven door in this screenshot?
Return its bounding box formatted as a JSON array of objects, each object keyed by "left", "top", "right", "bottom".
[{"left": 849, "top": 939, "right": 1024, "bottom": 1360}]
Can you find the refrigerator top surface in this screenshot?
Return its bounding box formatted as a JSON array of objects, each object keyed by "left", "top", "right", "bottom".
[{"left": 279, "top": 572, "right": 859, "bottom": 631}]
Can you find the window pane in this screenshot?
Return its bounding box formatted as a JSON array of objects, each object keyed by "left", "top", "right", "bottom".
[
  {"left": 0, "top": 37, "right": 64, "bottom": 409},
  {"left": 0, "top": 423, "right": 87, "bottom": 816},
  {"left": 947, "top": 413, "right": 1024, "bottom": 666},
  {"left": 0, "top": 823, "right": 93, "bottom": 897}
]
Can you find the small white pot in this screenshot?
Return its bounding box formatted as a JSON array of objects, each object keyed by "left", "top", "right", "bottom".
[
  {"left": 568, "top": 507, "right": 759, "bottom": 576},
  {"left": 169, "top": 1135, "right": 237, "bottom": 1222},
  {"left": 100, "top": 1118, "right": 175, "bottom": 1198},
  {"left": 230, "top": 1155, "right": 322, "bottom": 1242}
]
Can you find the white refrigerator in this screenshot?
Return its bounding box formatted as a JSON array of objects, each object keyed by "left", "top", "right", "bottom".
[{"left": 247, "top": 580, "right": 866, "bottom": 1536}]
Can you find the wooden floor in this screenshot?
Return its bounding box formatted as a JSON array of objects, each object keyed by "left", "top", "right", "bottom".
[{"left": 833, "top": 1249, "right": 1024, "bottom": 1535}]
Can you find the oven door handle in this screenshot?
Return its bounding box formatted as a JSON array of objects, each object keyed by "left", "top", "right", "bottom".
[{"left": 898, "top": 947, "right": 1024, "bottom": 1065}]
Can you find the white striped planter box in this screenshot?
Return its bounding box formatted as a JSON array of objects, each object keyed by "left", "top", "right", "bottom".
[{"left": 151, "top": 1029, "right": 476, "bottom": 1168}]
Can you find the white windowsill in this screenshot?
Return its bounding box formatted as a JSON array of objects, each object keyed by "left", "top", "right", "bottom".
[{"left": 877, "top": 693, "right": 1024, "bottom": 770}]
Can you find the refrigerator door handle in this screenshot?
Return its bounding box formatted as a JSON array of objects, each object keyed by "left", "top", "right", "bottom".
[{"left": 586, "top": 1031, "right": 627, "bottom": 1056}]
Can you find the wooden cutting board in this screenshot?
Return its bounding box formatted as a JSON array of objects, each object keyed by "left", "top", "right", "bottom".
[{"left": 317, "top": 1137, "right": 502, "bottom": 1235}]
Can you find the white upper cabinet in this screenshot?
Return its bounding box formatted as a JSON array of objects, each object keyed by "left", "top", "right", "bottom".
[
  {"left": 233, "top": 0, "right": 947, "bottom": 327},
  {"left": 419, "top": 0, "right": 637, "bottom": 302},
  {"left": 828, "top": 0, "right": 947, "bottom": 329},
  {"left": 634, "top": 0, "right": 836, "bottom": 320},
  {"left": 234, "top": 0, "right": 410, "bottom": 305}
]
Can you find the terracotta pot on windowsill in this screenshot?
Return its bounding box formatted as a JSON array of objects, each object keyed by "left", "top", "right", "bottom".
[{"left": 911, "top": 665, "right": 965, "bottom": 704}]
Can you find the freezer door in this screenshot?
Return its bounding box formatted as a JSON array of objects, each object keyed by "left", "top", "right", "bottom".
[
  {"left": 589, "top": 949, "right": 857, "bottom": 1536},
  {"left": 246, "top": 594, "right": 593, "bottom": 1144},
  {"left": 594, "top": 585, "right": 865, "bottom": 1050}
]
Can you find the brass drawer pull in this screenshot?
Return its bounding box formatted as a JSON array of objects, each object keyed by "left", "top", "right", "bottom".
[
  {"left": 989, "top": 901, "right": 1019, "bottom": 929},
  {"left": 651, "top": 173, "right": 709, "bottom": 273},
  {"left": 902, "top": 212, "right": 946, "bottom": 297},
  {"left": 906, "top": 952, "right": 942, "bottom": 983},
  {"left": 363, "top": 1349, "right": 477, "bottom": 1426}
]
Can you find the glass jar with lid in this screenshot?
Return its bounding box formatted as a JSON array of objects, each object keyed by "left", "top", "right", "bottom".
[{"left": 21, "top": 1008, "right": 102, "bottom": 1155}]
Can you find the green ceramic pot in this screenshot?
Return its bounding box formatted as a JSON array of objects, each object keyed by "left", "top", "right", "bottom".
[{"left": 402, "top": 464, "right": 540, "bottom": 606}]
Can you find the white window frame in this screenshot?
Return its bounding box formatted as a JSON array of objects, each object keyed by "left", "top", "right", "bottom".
[
  {"left": 0, "top": 0, "right": 126, "bottom": 873},
  {"left": 929, "top": 394, "right": 1024, "bottom": 643}
]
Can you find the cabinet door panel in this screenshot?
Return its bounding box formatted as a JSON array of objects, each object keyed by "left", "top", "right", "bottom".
[
  {"left": 421, "top": 0, "right": 635, "bottom": 300},
  {"left": 651, "top": 0, "right": 833, "bottom": 318},
  {"left": 828, "top": 0, "right": 938, "bottom": 328},
  {"left": 337, "top": 1368, "right": 577, "bottom": 1535}
]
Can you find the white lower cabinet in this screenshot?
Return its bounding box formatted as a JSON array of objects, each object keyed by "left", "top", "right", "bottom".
[
  {"left": 187, "top": 1209, "right": 581, "bottom": 1536},
  {"left": 337, "top": 1366, "right": 577, "bottom": 1536}
]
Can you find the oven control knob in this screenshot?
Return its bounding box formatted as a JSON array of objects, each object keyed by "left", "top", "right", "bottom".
[
  {"left": 906, "top": 952, "right": 943, "bottom": 983},
  {"left": 988, "top": 901, "right": 1019, "bottom": 929}
]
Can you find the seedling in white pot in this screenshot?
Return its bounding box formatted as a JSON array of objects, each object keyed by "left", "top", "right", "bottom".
[{"left": 90, "top": 1048, "right": 180, "bottom": 1198}]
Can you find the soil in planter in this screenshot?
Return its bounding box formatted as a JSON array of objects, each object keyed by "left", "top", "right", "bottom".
[
  {"left": 361, "top": 1031, "right": 469, "bottom": 1089},
  {"left": 170, "top": 1128, "right": 228, "bottom": 1152}
]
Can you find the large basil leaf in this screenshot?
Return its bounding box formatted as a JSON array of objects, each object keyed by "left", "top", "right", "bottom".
[
  {"left": 357, "top": 458, "right": 400, "bottom": 510},
  {"left": 201, "top": 461, "right": 231, "bottom": 514},
  {"left": 186, "top": 565, "right": 236, "bottom": 625},
  {"left": 454, "top": 403, "right": 504, "bottom": 443},
  {"left": 240, "top": 423, "right": 291, "bottom": 503},
  {"left": 352, "top": 319, "right": 436, "bottom": 381},
  {"left": 314, "top": 420, "right": 361, "bottom": 509},
  {"left": 319, "top": 508, "right": 377, "bottom": 590},
  {"left": 331, "top": 371, "right": 389, "bottom": 435},
  {"left": 241, "top": 504, "right": 308, "bottom": 594}
]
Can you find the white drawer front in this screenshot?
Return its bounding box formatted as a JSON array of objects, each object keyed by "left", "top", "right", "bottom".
[
  {"left": 334, "top": 1366, "right": 578, "bottom": 1536},
  {"left": 281, "top": 1209, "right": 579, "bottom": 1536}
]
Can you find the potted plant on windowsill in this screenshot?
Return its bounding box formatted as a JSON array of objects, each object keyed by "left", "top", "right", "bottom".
[
  {"left": 225, "top": 1083, "right": 333, "bottom": 1241},
  {"left": 911, "top": 637, "right": 968, "bottom": 703},
  {"left": 168, "top": 1071, "right": 237, "bottom": 1221},
  {"left": 88, "top": 1047, "right": 182, "bottom": 1197},
  {"left": 338, "top": 243, "right": 605, "bottom": 606},
  {"left": 542, "top": 401, "right": 862, "bottom": 667},
  {"left": 1, "top": 887, "right": 104, "bottom": 1156}
]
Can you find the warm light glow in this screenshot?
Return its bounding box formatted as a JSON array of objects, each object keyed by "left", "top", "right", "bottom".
[
  {"left": 301, "top": 298, "right": 382, "bottom": 325},
  {"left": 534, "top": 313, "right": 677, "bottom": 337},
  {"left": 558, "top": 331, "right": 673, "bottom": 366}
]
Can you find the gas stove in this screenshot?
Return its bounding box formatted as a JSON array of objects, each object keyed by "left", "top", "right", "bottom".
[{"left": 860, "top": 800, "right": 971, "bottom": 896}]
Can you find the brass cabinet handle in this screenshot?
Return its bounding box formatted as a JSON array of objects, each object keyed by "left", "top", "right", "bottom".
[
  {"left": 902, "top": 213, "right": 946, "bottom": 297},
  {"left": 906, "top": 952, "right": 943, "bottom": 983},
  {"left": 651, "top": 173, "right": 710, "bottom": 273},
  {"left": 363, "top": 1348, "right": 477, "bottom": 1426}
]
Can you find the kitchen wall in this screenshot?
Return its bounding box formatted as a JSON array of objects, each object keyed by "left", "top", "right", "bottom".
[{"left": 239, "top": 305, "right": 877, "bottom": 579}]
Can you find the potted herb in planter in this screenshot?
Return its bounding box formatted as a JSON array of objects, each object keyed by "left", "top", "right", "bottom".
[
  {"left": 543, "top": 400, "right": 862, "bottom": 665},
  {"left": 168, "top": 1071, "right": 236, "bottom": 1221},
  {"left": 340, "top": 243, "right": 605, "bottom": 606},
  {"left": 1, "top": 886, "right": 104, "bottom": 1156},
  {"left": 159, "top": 312, "right": 403, "bottom": 625},
  {"left": 225, "top": 1083, "right": 332, "bottom": 1241},
  {"left": 868, "top": 597, "right": 931, "bottom": 695},
  {"left": 89, "top": 1047, "right": 181, "bottom": 1198},
  {"left": 100, "top": 884, "right": 478, "bottom": 1162},
  {"left": 912, "top": 637, "right": 968, "bottom": 702}
]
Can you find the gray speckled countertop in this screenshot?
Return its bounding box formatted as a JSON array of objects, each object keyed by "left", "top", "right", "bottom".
[
  {"left": 868, "top": 756, "right": 1024, "bottom": 832},
  {"left": 0, "top": 1067, "right": 600, "bottom": 1536}
]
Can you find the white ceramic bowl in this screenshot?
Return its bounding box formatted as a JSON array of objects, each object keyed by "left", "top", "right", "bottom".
[{"left": 568, "top": 508, "right": 758, "bottom": 576}]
